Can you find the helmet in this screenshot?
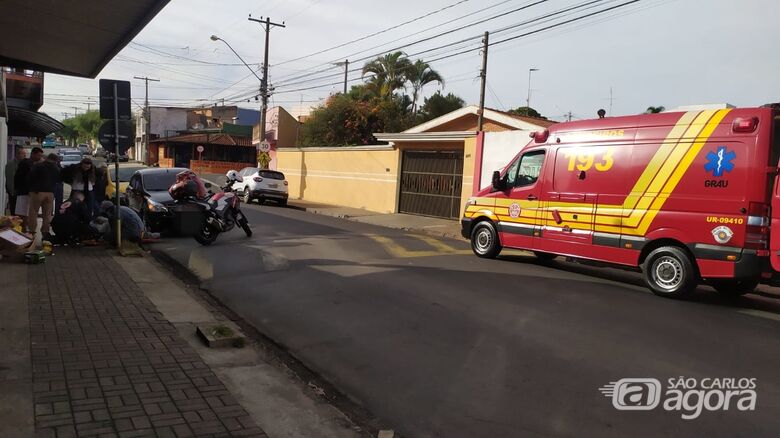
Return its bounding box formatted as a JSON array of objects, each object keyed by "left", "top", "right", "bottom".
[{"left": 226, "top": 169, "right": 243, "bottom": 183}]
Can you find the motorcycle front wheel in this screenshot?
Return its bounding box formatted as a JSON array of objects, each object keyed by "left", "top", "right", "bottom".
[
  {"left": 237, "top": 211, "right": 252, "bottom": 237},
  {"left": 194, "top": 225, "right": 219, "bottom": 245}
]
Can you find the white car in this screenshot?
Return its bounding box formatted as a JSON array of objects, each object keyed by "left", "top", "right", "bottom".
[{"left": 232, "top": 167, "right": 289, "bottom": 205}]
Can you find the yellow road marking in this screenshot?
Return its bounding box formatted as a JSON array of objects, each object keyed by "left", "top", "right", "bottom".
[{"left": 365, "top": 233, "right": 470, "bottom": 258}]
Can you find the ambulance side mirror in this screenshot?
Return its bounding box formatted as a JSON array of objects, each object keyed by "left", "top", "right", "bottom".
[{"left": 491, "top": 170, "right": 505, "bottom": 191}]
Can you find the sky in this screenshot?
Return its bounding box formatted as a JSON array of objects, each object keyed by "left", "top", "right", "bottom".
[{"left": 40, "top": 0, "right": 780, "bottom": 123}]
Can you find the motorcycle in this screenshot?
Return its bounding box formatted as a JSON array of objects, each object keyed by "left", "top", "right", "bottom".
[{"left": 169, "top": 170, "right": 252, "bottom": 245}]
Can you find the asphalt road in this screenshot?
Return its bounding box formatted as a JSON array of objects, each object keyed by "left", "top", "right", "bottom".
[{"left": 154, "top": 203, "right": 780, "bottom": 438}]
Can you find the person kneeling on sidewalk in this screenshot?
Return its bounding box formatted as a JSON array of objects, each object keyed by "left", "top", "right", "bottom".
[
  {"left": 98, "top": 201, "right": 148, "bottom": 249},
  {"left": 51, "top": 191, "right": 99, "bottom": 246}
]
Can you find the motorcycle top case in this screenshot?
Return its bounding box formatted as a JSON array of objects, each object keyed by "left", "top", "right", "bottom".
[{"left": 169, "top": 202, "right": 207, "bottom": 236}]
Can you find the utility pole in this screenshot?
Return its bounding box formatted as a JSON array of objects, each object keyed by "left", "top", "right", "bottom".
[
  {"left": 248, "top": 15, "right": 285, "bottom": 144},
  {"left": 609, "top": 86, "right": 614, "bottom": 116},
  {"left": 477, "top": 31, "right": 489, "bottom": 132},
  {"left": 566, "top": 111, "right": 573, "bottom": 122},
  {"left": 72, "top": 107, "right": 79, "bottom": 117},
  {"left": 334, "top": 60, "right": 349, "bottom": 94},
  {"left": 526, "top": 68, "right": 539, "bottom": 111},
  {"left": 133, "top": 76, "right": 160, "bottom": 165}
]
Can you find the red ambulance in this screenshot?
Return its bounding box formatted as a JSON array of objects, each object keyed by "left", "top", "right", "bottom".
[{"left": 461, "top": 106, "right": 780, "bottom": 298}]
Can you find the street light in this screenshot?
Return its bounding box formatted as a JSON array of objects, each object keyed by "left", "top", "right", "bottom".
[
  {"left": 526, "top": 67, "right": 540, "bottom": 111},
  {"left": 210, "top": 35, "right": 262, "bottom": 83}
]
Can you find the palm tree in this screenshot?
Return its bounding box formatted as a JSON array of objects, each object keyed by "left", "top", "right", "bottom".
[
  {"left": 407, "top": 60, "right": 444, "bottom": 116},
  {"left": 362, "top": 51, "right": 412, "bottom": 99}
]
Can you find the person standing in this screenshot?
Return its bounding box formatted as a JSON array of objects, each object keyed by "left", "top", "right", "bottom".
[
  {"left": 14, "top": 146, "right": 43, "bottom": 232},
  {"left": 63, "top": 157, "right": 96, "bottom": 219},
  {"left": 27, "top": 153, "right": 60, "bottom": 240},
  {"left": 93, "top": 163, "right": 108, "bottom": 217},
  {"left": 53, "top": 155, "right": 64, "bottom": 213},
  {"left": 4, "top": 147, "right": 25, "bottom": 215}
]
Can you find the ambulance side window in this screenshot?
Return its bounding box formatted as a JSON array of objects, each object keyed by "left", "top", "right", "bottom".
[{"left": 511, "top": 150, "right": 546, "bottom": 188}]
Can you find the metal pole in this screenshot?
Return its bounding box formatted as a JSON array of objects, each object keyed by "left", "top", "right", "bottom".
[
  {"left": 343, "top": 59, "right": 349, "bottom": 94},
  {"left": 477, "top": 32, "right": 489, "bottom": 132},
  {"left": 113, "top": 83, "right": 122, "bottom": 251}
]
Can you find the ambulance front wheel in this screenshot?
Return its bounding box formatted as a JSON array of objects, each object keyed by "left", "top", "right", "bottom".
[
  {"left": 642, "top": 246, "right": 698, "bottom": 298},
  {"left": 471, "top": 221, "right": 502, "bottom": 259}
]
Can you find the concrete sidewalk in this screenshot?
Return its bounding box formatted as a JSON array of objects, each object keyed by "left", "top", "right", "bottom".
[
  {"left": 286, "top": 199, "right": 464, "bottom": 241},
  {"left": 0, "top": 247, "right": 363, "bottom": 438}
]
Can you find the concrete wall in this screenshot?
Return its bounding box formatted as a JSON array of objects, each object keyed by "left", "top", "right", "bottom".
[
  {"left": 277, "top": 146, "right": 400, "bottom": 214},
  {"left": 479, "top": 130, "right": 534, "bottom": 191}
]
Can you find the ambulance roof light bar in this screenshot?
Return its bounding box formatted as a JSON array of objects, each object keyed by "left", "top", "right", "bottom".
[{"left": 530, "top": 129, "right": 549, "bottom": 143}]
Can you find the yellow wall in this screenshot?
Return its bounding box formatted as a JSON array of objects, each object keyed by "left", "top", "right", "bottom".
[
  {"left": 461, "top": 137, "right": 477, "bottom": 218},
  {"left": 277, "top": 147, "right": 400, "bottom": 213}
]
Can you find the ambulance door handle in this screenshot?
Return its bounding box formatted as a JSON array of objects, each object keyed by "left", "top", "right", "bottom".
[{"left": 527, "top": 194, "right": 538, "bottom": 201}]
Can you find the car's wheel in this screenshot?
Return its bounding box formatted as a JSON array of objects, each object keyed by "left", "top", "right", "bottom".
[
  {"left": 257, "top": 197, "right": 266, "bottom": 205},
  {"left": 470, "top": 221, "right": 501, "bottom": 259},
  {"left": 533, "top": 251, "right": 557, "bottom": 263},
  {"left": 711, "top": 278, "right": 758, "bottom": 297},
  {"left": 642, "top": 246, "right": 698, "bottom": 298},
  {"left": 278, "top": 199, "right": 287, "bottom": 206},
  {"left": 243, "top": 190, "right": 252, "bottom": 204}
]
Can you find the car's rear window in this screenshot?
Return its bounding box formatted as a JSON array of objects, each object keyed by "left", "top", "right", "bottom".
[{"left": 258, "top": 170, "right": 285, "bottom": 180}]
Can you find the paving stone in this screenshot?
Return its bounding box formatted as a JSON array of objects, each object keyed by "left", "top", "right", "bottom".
[{"left": 28, "top": 248, "right": 264, "bottom": 436}]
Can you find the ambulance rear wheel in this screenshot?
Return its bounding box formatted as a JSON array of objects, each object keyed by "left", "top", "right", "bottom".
[
  {"left": 712, "top": 278, "right": 758, "bottom": 297},
  {"left": 471, "top": 221, "right": 501, "bottom": 259},
  {"left": 642, "top": 246, "right": 697, "bottom": 298}
]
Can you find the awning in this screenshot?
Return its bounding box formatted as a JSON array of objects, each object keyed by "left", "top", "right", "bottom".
[
  {"left": 6, "top": 106, "right": 63, "bottom": 137},
  {"left": 0, "top": 0, "right": 170, "bottom": 78}
]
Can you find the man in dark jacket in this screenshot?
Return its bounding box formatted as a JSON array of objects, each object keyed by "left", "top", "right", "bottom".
[
  {"left": 14, "top": 146, "right": 43, "bottom": 231},
  {"left": 27, "top": 153, "right": 60, "bottom": 239}
]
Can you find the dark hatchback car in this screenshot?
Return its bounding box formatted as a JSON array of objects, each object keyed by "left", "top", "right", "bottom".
[{"left": 125, "top": 167, "right": 193, "bottom": 233}]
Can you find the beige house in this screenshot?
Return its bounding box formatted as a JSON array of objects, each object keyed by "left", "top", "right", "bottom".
[{"left": 277, "top": 106, "right": 554, "bottom": 219}]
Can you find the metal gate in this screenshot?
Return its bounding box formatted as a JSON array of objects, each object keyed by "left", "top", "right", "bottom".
[{"left": 399, "top": 150, "right": 464, "bottom": 219}]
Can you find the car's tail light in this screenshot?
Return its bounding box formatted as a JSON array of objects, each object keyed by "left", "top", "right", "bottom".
[
  {"left": 253, "top": 177, "right": 263, "bottom": 182},
  {"left": 283, "top": 181, "right": 288, "bottom": 186},
  {"left": 732, "top": 117, "right": 758, "bottom": 133},
  {"left": 746, "top": 202, "right": 769, "bottom": 249}
]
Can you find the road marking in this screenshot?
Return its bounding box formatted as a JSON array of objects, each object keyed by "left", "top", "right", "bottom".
[
  {"left": 738, "top": 309, "right": 780, "bottom": 323},
  {"left": 365, "top": 233, "right": 470, "bottom": 258}
]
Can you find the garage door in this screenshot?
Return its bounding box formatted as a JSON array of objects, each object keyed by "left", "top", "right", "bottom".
[{"left": 399, "top": 150, "right": 464, "bottom": 219}]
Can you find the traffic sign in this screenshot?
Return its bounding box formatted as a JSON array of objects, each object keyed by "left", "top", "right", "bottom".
[
  {"left": 99, "top": 79, "right": 132, "bottom": 120},
  {"left": 259, "top": 140, "right": 271, "bottom": 153},
  {"left": 196, "top": 145, "right": 205, "bottom": 153},
  {"left": 98, "top": 120, "right": 133, "bottom": 154}
]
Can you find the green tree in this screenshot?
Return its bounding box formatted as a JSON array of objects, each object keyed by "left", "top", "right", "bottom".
[
  {"left": 300, "top": 93, "right": 413, "bottom": 146},
  {"left": 645, "top": 105, "right": 665, "bottom": 114},
  {"left": 508, "top": 106, "right": 546, "bottom": 119},
  {"left": 407, "top": 60, "right": 444, "bottom": 116},
  {"left": 362, "top": 51, "right": 412, "bottom": 99},
  {"left": 417, "top": 91, "right": 465, "bottom": 123},
  {"left": 56, "top": 110, "right": 102, "bottom": 143}
]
